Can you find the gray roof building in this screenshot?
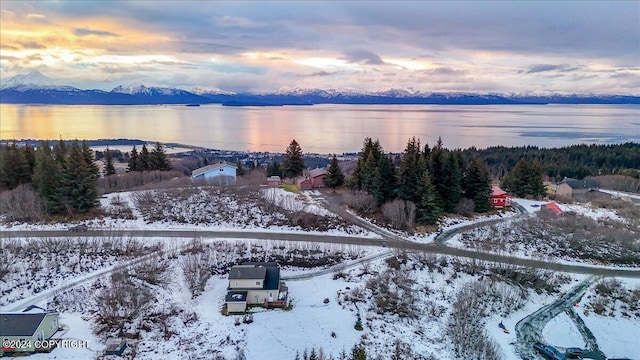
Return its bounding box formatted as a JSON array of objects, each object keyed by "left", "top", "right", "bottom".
[{"left": 1, "top": 313, "right": 52, "bottom": 337}]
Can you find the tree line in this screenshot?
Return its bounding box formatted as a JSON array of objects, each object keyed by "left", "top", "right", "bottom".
[
  {"left": 461, "top": 142, "right": 640, "bottom": 180},
  {"left": 0, "top": 140, "right": 172, "bottom": 216},
  {"left": 349, "top": 137, "right": 493, "bottom": 224}
]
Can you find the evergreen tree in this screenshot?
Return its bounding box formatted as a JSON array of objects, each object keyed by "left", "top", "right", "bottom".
[
  {"left": 505, "top": 159, "right": 546, "bottom": 198},
  {"left": 104, "top": 147, "right": 116, "bottom": 176},
  {"left": 349, "top": 138, "right": 382, "bottom": 191},
  {"left": 372, "top": 153, "right": 396, "bottom": 205},
  {"left": 323, "top": 154, "right": 345, "bottom": 191},
  {"left": 308, "top": 348, "right": 318, "bottom": 360},
  {"left": 235, "top": 159, "right": 246, "bottom": 176},
  {"left": 149, "top": 142, "right": 172, "bottom": 170},
  {"left": 267, "top": 160, "right": 282, "bottom": 177},
  {"left": 417, "top": 169, "right": 441, "bottom": 224},
  {"left": 0, "top": 142, "right": 30, "bottom": 190},
  {"left": 398, "top": 137, "right": 425, "bottom": 204},
  {"left": 464, "top": 158, "right": 492, "bottom": 213},
  {"left": 442, "top": 151, "right": 463, "bottom": 213},
  {"left": 428, "top": 137, "right": 446, "bottom": 209},
  {"left": 137, "top": 144, "right": 150, "bottom": 171},
  {"left": 350, "top": 344, "right": 366, "bottom": 360},
  {"left": 127, "top": 145, "right": 138, "bottom": 172},
  {"left": 60, "top": 140, "right": 98, "bottom": 214},
  {"left": 82, "top": 141, "right": 100, "bottom": 180},
  {"left": 23, "top": 144, "right": 36, "bottom": 179},
  {"left": 282, "top": 139, "right": 305, "bottom": 178},
  {"left": 33, "top": 141, "right": 62, "bottom": 214},
  {"left": 53, "top": 139, "right": 67, "bottom": 170}
]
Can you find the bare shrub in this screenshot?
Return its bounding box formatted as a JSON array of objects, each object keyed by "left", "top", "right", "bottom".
[
  {"left": 133, "top": 253, "right": 170, "bottom": 285},
  {"left": 94, "top": 271, "right": 154, "bottom": 335},
  {"left": 181, "top": 253, "right": 212, "bottom": 298},
  {"left": 0, "top": 185, "right": 45, "bottom": 222},
  {"left": 382, "top": 199, "right": 416, "bottom": 231},
  {"left": 455, "top": 198, "right": 475, "bottom": 217},
  {"left": 236, "top": 169, "right": 267, "bottom": 187},
  {"left": 97, "top": 170, "right": 186, "bottom": 195},
  {"left": 587, "top": 175, "right": 640, "bottom": 193},
  {"left": 343, "top": 191, "right": 378, "bottom": 213}
]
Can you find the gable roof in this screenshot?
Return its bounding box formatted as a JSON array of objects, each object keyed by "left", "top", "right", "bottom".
[
  {"left": 543, "top": 202, "right": 564, "bottom": 214},
  {"left": 229, "top": 265, "right": 267, "bottom": 280},
  {"left": 228, "top": 263, "right": 281, "bottom": 290},
  {"left": 559, "top": 177, "right": 600, "bottom": 190},
  {"left": 309, "top": 168, "right": 327, "bottom": 178},
  {"left": 0, "top": 313, "right": 53, "bottom": 337},
  {"left": 267, "top": 176, "right": 281, "bottom": 182},
  {"left": 491, "top": 186, "right": 508, "bottom": 197},
  {"left": 191, "top": 161, "right": 237, "bottom": 177},
  {"left": 296, "top": 177, "right": 312, "bottom": 185}
]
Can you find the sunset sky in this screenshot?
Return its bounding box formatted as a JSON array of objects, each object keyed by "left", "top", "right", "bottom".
[{"left": 1, "top": 1, "right": 638, "bottom": 94}]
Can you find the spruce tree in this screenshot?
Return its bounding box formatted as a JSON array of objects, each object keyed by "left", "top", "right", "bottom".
[
  {"left": 128, "top": 146, "right": 138, "bottom": 172},
  {"left": 464, "top": 158, "right": 492, "bottom": 213},
  {"left": 33, "top": 141, "right": 62, "bottom": 214},
  {"left": 104, "top": 147, "right": 116, "bottom": 176},
  {"left": 235, "top": 159, "right": 246, "bottom": 176},
  {"left": 282, "top": 139, "right": 305, "bottom": 179},
  {"left": 266, "top": 160, "right": 282, "bottom": 177},
  {"left": 0, "top": 142, "right": 30, "bottom": 190},
  {"left": 137, "top": 144, "right": 150, "bottom": 171},
  {"left": 350, "top": 344, "right": 367, "bottom": 360},
  {"left": 417, "top": 169, "right": 441, "bottom": 224},
  {"left": 81, "top": 141, "right": 100, "bottom": 181},
  {"left": 442, "top": 152, "right": 463, "bottom": 213},
  {"left": 324, "top": 154, "right": 345, "bottom": 191},
  {"left": 398, "top": 137, "right": 424, "bottom": 204},
  {"left": 149, "top": 142, "right": 172, "bottom": 170},
  {"left": 428, "top": 137, "right": 446, "bottom": 210},
  {"left": 60, "top": 140, "right": 98, "bottom": 214}
]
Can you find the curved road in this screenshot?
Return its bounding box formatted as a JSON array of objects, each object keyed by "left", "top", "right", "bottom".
[{"left": 3, "top": 229, "right": 640, "bottom": 278}]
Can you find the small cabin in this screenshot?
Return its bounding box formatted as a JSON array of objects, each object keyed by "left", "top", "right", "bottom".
[
  {"left": 490, "top": 186, "right": 511, "bottom": 208},
  {"left": 267, "top": 176, "right": 281, "bottom": 187}
]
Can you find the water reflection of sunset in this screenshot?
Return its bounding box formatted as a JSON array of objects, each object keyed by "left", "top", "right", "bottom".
[{"left": 1, "top": 104, "right": 637, "bottom": 153}]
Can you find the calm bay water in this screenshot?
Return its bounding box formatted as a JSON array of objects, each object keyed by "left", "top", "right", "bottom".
[{"left": 1, "top": 104, "right": 638, "bottom": 153}]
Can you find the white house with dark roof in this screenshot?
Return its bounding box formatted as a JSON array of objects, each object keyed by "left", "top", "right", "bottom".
[
  {"left": 191, "top": 161, "right": 237, "bottom": 185},
  {"left": 225, "top": 262, "right": 288, "bottom": 313},
  {"left": 0, "top": 308, "right": 60, "bottom": 355},
  {"left": 556, "top": 177, "right": 600, "bottom": 200}
]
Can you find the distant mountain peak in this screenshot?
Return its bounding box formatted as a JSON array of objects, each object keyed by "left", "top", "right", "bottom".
[
  {"left": 1, "top": 71, "right": 67, "bottom": 90},
  {"left": 191, "top": 86, "right": 236, "bottom": 96}
]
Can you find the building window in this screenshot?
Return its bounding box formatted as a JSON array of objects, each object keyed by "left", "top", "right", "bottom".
[
  {"left": 256, "top": 281, "right": 261, "bottom": 286},
  {"left": 235, "top": 281, "right": 239, "bottom": 286}
]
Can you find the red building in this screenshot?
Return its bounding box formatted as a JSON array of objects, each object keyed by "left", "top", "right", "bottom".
[{"left": 490, "top": 186, "right": 511, "bottom": 208}]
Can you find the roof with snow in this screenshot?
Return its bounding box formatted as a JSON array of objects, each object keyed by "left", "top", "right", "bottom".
[
  {"left": 228, "top": 263, "right": 281, "bottom": 290},
  {"left": 267, "top": 176, "right": 281, "bottom": 182},
  {"left": 543, "top": 202, "right": 564, "bottom": 214},
  {"left": 559, "top": 177, "right": 600, "bottom": 190},
  {"left": 191, "top": 161, "right": 237, "bottom": 177},
  {"left": 225, "top": 291, "right": 248, "bottom": 303},
  {"left": 491, "top": 186, "right": 508, "bottom": 197},
  {"left": 0, "top": 312, "right": 56, "bottom": 337},
  {"left": 309, "top": 168, "right": 327, "bottom": 178}
]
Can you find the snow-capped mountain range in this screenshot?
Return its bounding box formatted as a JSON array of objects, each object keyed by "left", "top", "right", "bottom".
[{"left": 1, "top": 71, "right": 638, "bottom": 105}]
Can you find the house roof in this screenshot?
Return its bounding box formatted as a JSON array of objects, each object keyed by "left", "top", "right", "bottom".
[
  {"left": 309, "top": 168, "right": 327, "bottom": 178},
  {"left": 228, "top": 263, "right": 281, "bottom": 290},
  {"left": 491, "top": 186, "right": 508, "bottom": 197},
  {"left": 543, "top": 202, "right": 564, "bottom": 214},
  {"left": 229, "top": 266, "right": 266, "bottom": 280},
  {"left": 296, "top": 177, "right": 311, "bottom": 185},
  {"left": 0, "top": 313, "right": 53, "bottom": 337},
  {"left": 225, "top": 291, "right": 248, "bottom": 303},
  {"left": 267, "top": 176, "right": 281, "bottom": 182},
  {"left": 191, "top": 161, "right": 237, "bottom": 177},
  {"left": 559, "top": 177, "right": 600, "bottom": 190}
]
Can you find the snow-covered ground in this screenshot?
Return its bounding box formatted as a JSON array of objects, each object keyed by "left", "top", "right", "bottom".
[
  {"left": 542, "top": 312, "right": 585, "bottom": 348},
  {"left": 575, "top": 278, "right": 640, "bottom": 359}
]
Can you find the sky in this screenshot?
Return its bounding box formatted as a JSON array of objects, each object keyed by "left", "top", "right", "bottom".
[{"left": 1, "top": 1, "right": 639, "bottom": 94}]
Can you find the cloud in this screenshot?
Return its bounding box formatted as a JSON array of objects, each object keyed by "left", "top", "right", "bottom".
[
  {"left": 73, "top": 27, "right": 120, "bottom": 37},
  {"left": 523, "top": 64, "right": 582, "bottom": 74},
  {"left": 16, "top": 41, "right": 46, "bottom": 49},
  {"left": 341, "top": 49, "right": 384, "bottom": 65}
]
